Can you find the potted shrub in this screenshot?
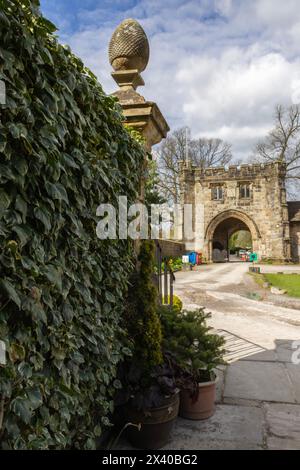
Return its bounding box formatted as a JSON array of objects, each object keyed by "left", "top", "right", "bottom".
[
  {"left": 115, "top": 356, "right": 179, "bottom": 449},
  {"left": 159, "top": 306, "right": 226, "bottom": 420},
  {"left": 115, "top": 241, "right": 179, "bottom": 449}
]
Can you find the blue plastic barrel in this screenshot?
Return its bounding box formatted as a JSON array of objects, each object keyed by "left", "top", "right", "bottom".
[{"left": 188, "top": 252, "right": 197, "bottom": 265}]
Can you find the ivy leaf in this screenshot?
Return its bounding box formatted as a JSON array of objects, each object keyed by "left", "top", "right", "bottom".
[
  {"left": 9, "top": 343, "right": 26, "bottom": 363},
  {"left": 93, "top": 425, "right": 102, "bottom": 437},
  {"left": 122, "top": 347, "right": 132, "bottom": 357},
  {"left": 40, "top": 47, "right": 54, "bottom": 65},
  {"left": 10, "top": 398, "right": 32, "bottom": 424},
  {"left": 42, "top": 265, "right": 62, "bottom": 291},
  {"left": 0, "top": 164, "right": 15, "bottom": 182},
  {"left": 18, "top": 362, "right": 33, "bottom": 379},
  {"left": 75, "top": 283, "right": 93, "bottom": 304},
  {"left": 34, "top": 206, "right": 51, "bottom": 231},
  {"left": 37, "top": 16, "right": 57, "bottom": 33},
  {"left": 61, "top": 153, "right": 79, "bottom": 170},
  {"left": 27, "top": 388, "right": 43, "bottom": 410},
  {"left": 0, "top": 189, "right": 11, "bottom": 215},
  {"left": 0, "top": 279, "right": 21, "bottom": 308},
  {"left": 52, "top": 348, "right": 66, "bottom": 361},
  {"left": 15, "top": 195, "right": 28, "bottom": 221},
  {"left": 0, "top": 131, "right": 6, "bottom": 152},
  {"left": 105, "top": 292, "right": 116, "bottom": 303},
  {"left": 84, "top": 438, "right": 96, "bottom": 450},
  {"left": 8, "top": 123, "right": 28, "bottom": 140},
  {"left": 45, "top": 182, "right": 69, "bottom": 203},
  {"left": 62, "top": 303, "right": 74, "bottom": 322},
  {"left": 0, "top": 10, "right": 10, "bottom": 28},
  {"left": 113, "top": 379, "right": 122, "bottom": 389},
  {"left": 12, "top": 225, "right": 31, "bottom": 247},
  {"left": 11, "top": 155, "right": 28, "bottom": 176}
]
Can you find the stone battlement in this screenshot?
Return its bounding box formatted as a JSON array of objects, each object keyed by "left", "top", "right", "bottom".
[{"left": 181, "top": 160, "right": 286, "bottom": 179}]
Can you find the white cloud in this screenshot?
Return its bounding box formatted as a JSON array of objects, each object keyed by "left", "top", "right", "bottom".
[
  {"left": 255, "top": 0, "right": 300, "bottom": 28},
  {"left": 215, "top": 0, "right": 233, "bottom": 17},
  {"left": 176, "top": 49, "right": 300, "bottom": 156},
  {"left": 53, "top": 0, "right": 300, "bottom": 160}
]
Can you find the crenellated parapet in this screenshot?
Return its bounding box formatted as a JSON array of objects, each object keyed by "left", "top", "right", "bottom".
[{"left": 180, "top": 160, "right": 286, "bottom": 181}]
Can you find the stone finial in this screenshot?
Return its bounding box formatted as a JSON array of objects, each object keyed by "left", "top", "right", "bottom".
[
  {"left": 109, "top": 18, "right": 169, "bottom": 150},
  {"left": 109, "top": 19, "right": 149, "bottom": 73}
]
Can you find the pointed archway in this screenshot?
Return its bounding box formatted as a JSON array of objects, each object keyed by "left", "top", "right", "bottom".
[{"left": 205, "top": 210, "right": 261, "bottom": 263}]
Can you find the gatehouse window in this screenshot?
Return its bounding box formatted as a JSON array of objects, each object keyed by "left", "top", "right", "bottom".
[
  {"left": 212, "top": 185, "right": 224, "bottom": 200},
  {"left": 240, "top": 183, "right": 251, "bottom": 199}
]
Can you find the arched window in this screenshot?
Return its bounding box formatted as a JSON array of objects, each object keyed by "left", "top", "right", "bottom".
[
  {"left": 211, "top": 185, "right": 224, "bottom": 200},
  {"left": 239, "top": 183, "right": 250, "bottom": 199}
]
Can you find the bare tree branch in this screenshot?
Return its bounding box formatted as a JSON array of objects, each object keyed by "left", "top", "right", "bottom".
[
  {"left": 157, "top": 127, "right": 233, "bottom": 204},
  {"left": 254, "top": 105, "right": 300, "bottom": 198}
]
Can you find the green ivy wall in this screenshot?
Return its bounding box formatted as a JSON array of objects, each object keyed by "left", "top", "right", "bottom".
[{"left": 0, "top": 0, "right": 144, "bottom": 449}]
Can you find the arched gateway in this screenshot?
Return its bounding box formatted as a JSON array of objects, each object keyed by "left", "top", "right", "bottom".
[
  {"left": 205, "top": 210, "right": 261, "bottom": 262},
  {"left": 178, "top": 161, "right": 300, "bottom": 262}
]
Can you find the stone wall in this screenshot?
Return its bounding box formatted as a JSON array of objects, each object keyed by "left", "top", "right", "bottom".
[
  {"left": 158, "top": 239, "right": 186, "bottom": 258},
  {"left": 180, "top": 161, "right": 293, "bottom": 262},
  {"left": 290, "top": 223, "right": 300, "bottom": 262},
  {"left": 288, "top": 202, "right": 300, "bottom": 262}
]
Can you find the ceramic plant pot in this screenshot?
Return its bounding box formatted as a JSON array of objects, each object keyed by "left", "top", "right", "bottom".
[
  {"left": 125, "top": 391, "right": 180, "bottom": 449},
  {"left": 179, "top": 378, "right": 217, "bottom": 420}
]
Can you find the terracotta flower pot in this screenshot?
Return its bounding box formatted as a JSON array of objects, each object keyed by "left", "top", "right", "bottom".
[
  {"left": 125, "top": 391, "right": 180, "bottom": 449},
  {"left": 179, "top": 378, "right": 217, "bottom": 420}
]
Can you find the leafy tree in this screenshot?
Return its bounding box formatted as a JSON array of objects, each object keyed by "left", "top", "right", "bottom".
[{"left": 229, "top": 231, "right": 252, "bottom": 251}]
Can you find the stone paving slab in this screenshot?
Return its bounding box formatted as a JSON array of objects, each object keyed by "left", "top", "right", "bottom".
[
  {"left": 163, "top": 405, "right": 264, "bottom": 450},
  {"left": 267, "top": 437, "right": 300, "bottom": 450},
  {"left": 264, "top": 403, "right": 300, "bottom": 449},
  {"left": 286, "top": 364, "right": 300, "bottom": 403},
  {"left": 239, "top": 349, "right": 277, "bottom": 362},
  {"left": 224, "top": 361, "right": 296, "bottom": 403},
  {"left": 223, "top": 397, "right": 263, "bottom": 407},
  {"left": 215, "top": 368, "right": 225, "bottom": 403},
  {"left": 165, "top": 438, "right": 263, "bottom": 450},
  {"left": 275, "top": 340, "right": 296, "bottom": 363}
]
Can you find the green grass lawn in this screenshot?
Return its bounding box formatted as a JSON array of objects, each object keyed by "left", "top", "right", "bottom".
[{"left": 264, "top": 273, "right": 300, "bottom": 298}]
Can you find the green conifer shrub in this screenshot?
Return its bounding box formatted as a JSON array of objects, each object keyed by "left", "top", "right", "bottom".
[
  {"left": 159, "top": 306, "right": 226, "bottom": 382},
  {"left": 125, "top": 240, "right": 163, "bottom": 370}
]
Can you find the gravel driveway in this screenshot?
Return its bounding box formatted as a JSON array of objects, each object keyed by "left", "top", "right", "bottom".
[
  {"left": 174, "top": 262, "right": 300, "bottom": 348},
  {"left": 167, "top": 262, "right": 300, "bottom": 450}
]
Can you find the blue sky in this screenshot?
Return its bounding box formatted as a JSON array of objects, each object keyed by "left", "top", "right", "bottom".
[{"left": 40, "top": 0, "right": 300, "bottom": 160}]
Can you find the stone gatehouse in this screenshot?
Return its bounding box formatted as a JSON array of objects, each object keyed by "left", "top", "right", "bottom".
[{"left": 179, "top": 160, "right": 300, "bottom": 263}]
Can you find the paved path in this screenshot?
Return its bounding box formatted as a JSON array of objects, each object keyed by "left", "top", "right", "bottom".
[{"left": 167, "top": 263, "right": 300, "bottom": 450}]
